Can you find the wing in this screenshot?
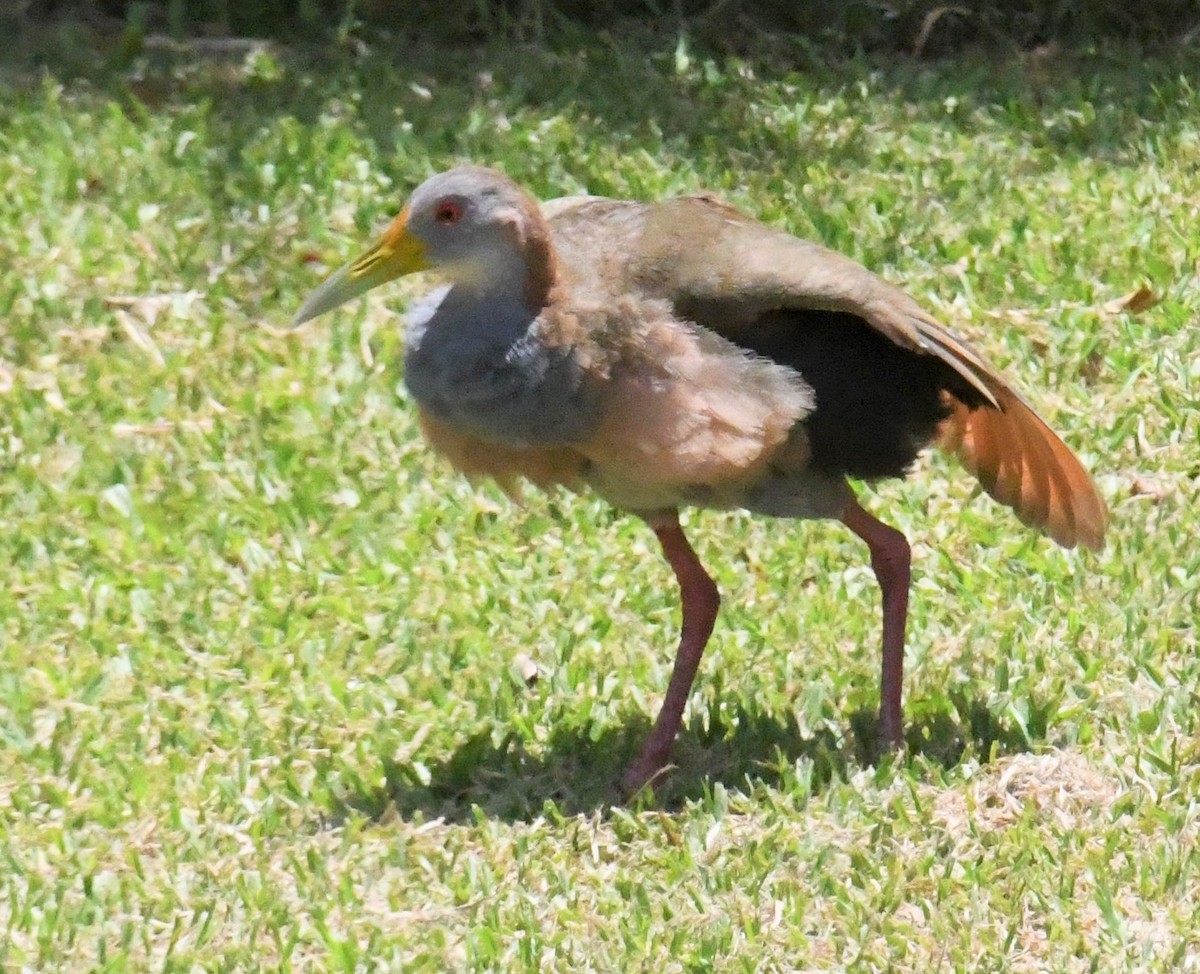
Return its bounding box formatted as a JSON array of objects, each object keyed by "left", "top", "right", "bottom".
[{"left": 548, "top": 195, "right": 1106, "bottom": 550}]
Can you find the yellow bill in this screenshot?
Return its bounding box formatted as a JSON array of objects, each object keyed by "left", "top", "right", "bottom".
[{"left": 292, "top": 207, "right": 429, "bottom": 327}]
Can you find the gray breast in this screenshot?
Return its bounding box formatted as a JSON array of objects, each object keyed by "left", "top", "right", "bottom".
[{"left": 403, "top": 285, "right": 602, "bottom": 448}]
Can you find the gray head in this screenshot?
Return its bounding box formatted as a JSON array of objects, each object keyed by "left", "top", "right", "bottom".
[{"left": 293, "top": 166, "right": 555, "bottom": 326}]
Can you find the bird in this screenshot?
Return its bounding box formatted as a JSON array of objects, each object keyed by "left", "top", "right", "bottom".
[{"left": 293, "top": 165, "right": 1106, "bottom": 794}]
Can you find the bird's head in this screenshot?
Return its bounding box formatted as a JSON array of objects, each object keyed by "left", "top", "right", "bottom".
[{"left": 293, "top": 166, "right": 556, "bottom": 327}]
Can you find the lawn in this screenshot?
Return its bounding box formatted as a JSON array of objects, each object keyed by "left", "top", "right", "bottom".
[{"left": 1, "top": 22, "right": 1198, "bottom": 972}]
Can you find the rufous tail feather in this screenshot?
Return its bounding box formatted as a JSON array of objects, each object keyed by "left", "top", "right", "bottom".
[{"left": 939, "top": 391, "right": 1106, "bottom": 551}]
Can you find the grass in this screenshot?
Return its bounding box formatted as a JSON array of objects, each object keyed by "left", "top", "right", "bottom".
[{"left": 2, "top": 23, "right": 1199, "bottom": 972}]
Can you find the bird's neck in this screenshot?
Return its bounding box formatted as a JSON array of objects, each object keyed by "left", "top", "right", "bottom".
[
  {"left": 451, "top": 203, "right": 559, "bottom": 312},
  {"left": 517, "top": 215, "right": 558, "bottom": 309},
  {"left": 451, "top": 248, "right": 550, "bottom": 313}
]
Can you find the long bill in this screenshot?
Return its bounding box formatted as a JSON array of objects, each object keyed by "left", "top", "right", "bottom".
[{"left": 292, "top": 206, "right": 428, "bottom": 327}]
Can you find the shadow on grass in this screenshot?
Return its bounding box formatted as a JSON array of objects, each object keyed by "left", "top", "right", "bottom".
[
  {"left": 333, "top": 693, "right": 1031, "bottom": 824},
  {"left": 4, "top": 17, "right": 1194, "bottom": 175}
]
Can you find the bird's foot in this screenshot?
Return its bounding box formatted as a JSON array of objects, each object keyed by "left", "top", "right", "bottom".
[{"left": 620, "top": 749, "right": 673, "bottom": 799}]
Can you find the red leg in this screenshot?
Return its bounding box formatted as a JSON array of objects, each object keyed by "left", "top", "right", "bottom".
[
  {"left": 622, "top": 514, "right": 721, "bottom": 794},
  {"left": 840, "top": 498, "right": 912, "bottom": 750}
]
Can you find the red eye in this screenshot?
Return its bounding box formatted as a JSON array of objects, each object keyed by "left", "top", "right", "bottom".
[{"left": 434, "top": 199, "right": 463, "bottom": 225}]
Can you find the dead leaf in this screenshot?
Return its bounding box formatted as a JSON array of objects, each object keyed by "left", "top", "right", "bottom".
[
  {"left": 105, "top": 294, "right": 172, "bottom": 327},
  {"left": 112, "top": 309, "right": 166, "bottom": 369},
  {"left": 58, "top": 326, "right": 111, "bottom": 350},
  {"left": 1079, "top": 348, "right": 1105, "bottom": 382},
  {"left": 512, "top": 653, "right": 539, "bottom": 686},
  {"left": 130, "top": 231, "right": 160, "bottom": 263},
  {"left": 112, "top": 421, "right": 176, "bottom": 438},
  {"left": 985, "top": 307, "right": 1052, "bottom": 354},
  {"left": 105, "top": 291, "right": 201, "bottom": 327},
  {"left": 112, "top": 418, "right": 215, "bottom": 438},
  {"left": 1104, "top": 286, "right": 1159, "bottom": 316},
  {"left": 1130, "top": 474, "right": 1170, "bottom": 502},
  {"left": 22, "top": 363, "right": 67, "bottom": 412}
]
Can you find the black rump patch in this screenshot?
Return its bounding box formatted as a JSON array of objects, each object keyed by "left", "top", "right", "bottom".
[{"left": 721, "top": 309, "right": 985, "bottom": 481}]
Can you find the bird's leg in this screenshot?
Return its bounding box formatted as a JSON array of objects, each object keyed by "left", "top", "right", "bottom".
[
  {"left": 840, "top": 498, "right": 912, "bottom": 751},
  {"left": 622, "top": 513, "right": 721, "bottom": 795}
]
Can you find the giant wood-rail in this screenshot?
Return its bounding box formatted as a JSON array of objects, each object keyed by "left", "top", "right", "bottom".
[{"left": 295, "top": 166, "right": 1106, "bottom": 793}]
